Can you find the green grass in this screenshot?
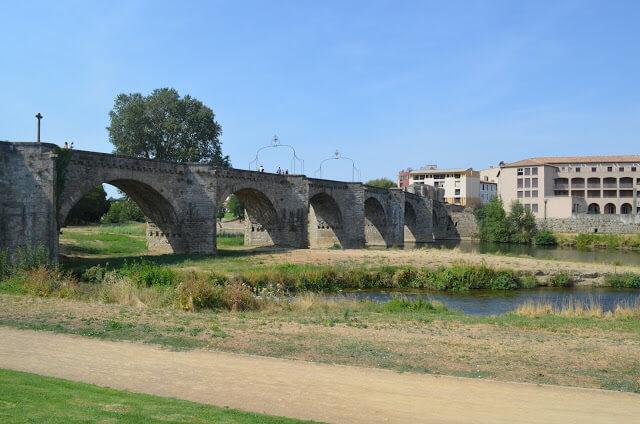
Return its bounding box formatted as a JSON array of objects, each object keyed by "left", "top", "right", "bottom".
[
  {"left": 0, "top": 368, "right": 322, "bottom": 423},
  {"left": 216, "top": 233, "right": 245, "bottom": 246}
]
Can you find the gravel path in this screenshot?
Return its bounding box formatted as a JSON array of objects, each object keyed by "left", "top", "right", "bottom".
[{"left": 1, "top": 327, "right": 638, "bottom": 423}]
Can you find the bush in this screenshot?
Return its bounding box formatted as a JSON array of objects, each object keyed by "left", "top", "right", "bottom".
[
  {"left": 547, "top": 271, "right": 573, "bottom": 287},
  {"left": 120, "top": 259, "right": 177, "bottom": 287},
  {"left": 491, "top": 272, "right": 520, "bottom": 290},
  {"left": 11, "top": 245, "right": 52, "bottom": 272},
  {"left": 102, "top": 198, "right": 145, "bottom": 223},
  {"left": 175, "top": 274, "right": 256, "bottom": 312},
  {"left": 82, "top": 264, "right": 107, "bottom": 283},
  {"left": 605, "top": 272, "right": 640, "bottom": 288},
  {"left": 21, "top": 266, "right": 80, "bottom": 298},
  {"left": 534, "top": 229, "right": 557, "bottom": 246}
]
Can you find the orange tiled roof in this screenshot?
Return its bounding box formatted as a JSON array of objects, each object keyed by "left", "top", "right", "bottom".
[{"left": 502, "top": 155, "right": 640, "bottom": 167}]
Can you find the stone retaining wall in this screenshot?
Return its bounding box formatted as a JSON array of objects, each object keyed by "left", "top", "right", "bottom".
[{"left": 537, "top": 215, "right": 640, "bottom": 234}]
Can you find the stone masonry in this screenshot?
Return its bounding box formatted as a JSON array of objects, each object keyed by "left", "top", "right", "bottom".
[{"left": 1, "top": 142, "right": 441, "bottom": 262}]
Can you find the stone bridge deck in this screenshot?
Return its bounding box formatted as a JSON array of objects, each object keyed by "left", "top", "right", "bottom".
[{"left": 1, "top": 142, "right": 461, "bottom": 260}]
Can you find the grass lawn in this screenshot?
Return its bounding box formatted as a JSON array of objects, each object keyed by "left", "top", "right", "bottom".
[{"left": 0, "top": 368, "right": 322, "bottom": 423}]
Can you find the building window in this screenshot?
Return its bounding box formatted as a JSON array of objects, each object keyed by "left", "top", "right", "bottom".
[
  {"left": 532, "top": 178, "right": 538, "bottom": 188},
  {"left": 532, "top": 190, "right": 538, "bottom": 197},
  {"left": 517, "top": 178, "right": 523, "bottom": 188},
  {"left": 619, "top": 167, "right": 624, "bottom": 172},
  {"left": 576, "top": 167, "right": 581, "bottom": 172},
  {"left": 524, "top": 204, "right": 531, "bottom": 211},
  {"left": 454, "top": 173, "right": 460, "bottom": 179},
  {"left": 607, "top": 166, "right": 613, "bottom": 172},
  {"left": 532, "top": 204, "right": 538, "bottom": 213},
  {"left": 525, "top": 168, "right": 530, "bottom": 176},
  {"left": 532, "top": 167, "right": 538, "bottom": 175},
  {"left": 525, "top": 179, "right": 530, "bottom": 188},
  {"left": 592, "top": 167, "right": 597, "bottom": 172},
  {"left": 455, "top": 189, "right": 460, "bottom": 195},
  {"left": 517, "top": 191, "right": 523, "bottom": 198},
  {"left": 454, "top": 198, "right": 460, "bottom": 204},
  {"left": 637, "top": 178, "right": 640, "bottom": 185},
  {"left": 517, "top": 168, "right": 523, "bottom": 176},
  {"left": 632, "top": 167, "right": 637, "bottom": 172},
  {"left": 525, "top": 191, "right": 531, "bottom": 197}
]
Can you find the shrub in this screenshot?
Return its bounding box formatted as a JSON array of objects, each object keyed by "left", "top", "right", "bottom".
[
  {"left": 520, "top": 274, "right": 539, "bottom": 289},
  {"left": 491, "top": 272, "right": 520, "bottom": 290},
  {"left": 82, "top": 264, "right": 107, "bottom": 283},
  {"left": 533, "top": 229, "right": 557, "bottom": 246},
  {"left": 120, "top": 259, "right": 177, "bottom": 287},
  {"left": 175, "top": 273, "right": 226, "bottom": 311},
  {"left": 605, "top": 272, "right": 640, "bottom": 289},
  {"left": 21, "top": 266, "right": 80, "bottom": 298},
  {"left": 547, "top": 271, "right": 574, "bottom": 287},
  {"left": 328, "top": 243, "right": 342, "bottom": 250},
  {"left": 11, "top": 245, "right": 52, "bottom": 272}
]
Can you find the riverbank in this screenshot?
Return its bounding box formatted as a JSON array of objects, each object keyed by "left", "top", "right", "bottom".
[{"left": 1, "top": 293, "right": 638, "bottom": 392}]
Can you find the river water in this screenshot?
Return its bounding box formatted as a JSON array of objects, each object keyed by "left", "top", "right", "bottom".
[
  {"left": 335, "top": 287, "right": 640, "bottom": 316},
  {"left": 408, "top": 240, "right": 640, "bottom": 267}
]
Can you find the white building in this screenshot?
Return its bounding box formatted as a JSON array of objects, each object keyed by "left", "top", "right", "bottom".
[{"left": 408, "top": 165, "right": 481, "bottom": 207}]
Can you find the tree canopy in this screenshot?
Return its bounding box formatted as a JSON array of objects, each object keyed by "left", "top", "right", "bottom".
[
  {"left": 65, "top": 185, "right": 110, "bottom": 225},
  {"left": 365, "top": 178, "right": 396, "bottom": 188},
  {"left": 107, "top": 88, "right": 229, "bottom": 165},
  {"left": 474, "top": 197, "right": 538, "bottom": 244}
]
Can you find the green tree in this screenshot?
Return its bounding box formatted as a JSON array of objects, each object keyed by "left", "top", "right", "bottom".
[
  {"left": 366, "top": 178, "right": 396, "bottom": 188},
  {"left": 107, "top": 88, "right": 230, "bottom": 165},
  {"left": 474, "top": 198, "right": 538, "bottom": 244},
  {"left": 102, "top": 197, "right": 145, "bottom": 223},
  {"left": 65, "top": 185, "right": 110, "bottom": 225},
  {"left": 226, "top": 194, "right": 245, "bottom": 219}
]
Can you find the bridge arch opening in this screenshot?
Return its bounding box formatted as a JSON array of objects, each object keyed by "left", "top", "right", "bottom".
[
  {"left": 404, "top": 201, "right": 417, "bottom": 242},
  {"left": 224, "top": 188, "right": 281, "bottom": 247},
  {"left": 59, "top": 179, "right": 183, "bottom": 256},
  {"left": 364, "top": 197, "right": 390, "bottom": 247},
  {"left": 307, "top": 192, "right": 345, "bottom": 248}
]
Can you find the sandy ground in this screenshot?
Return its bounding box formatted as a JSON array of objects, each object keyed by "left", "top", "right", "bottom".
[
  {"left": 212, "top": 246, "right": 640, "bottom": 286},
  {"left": 1, "top": 327, "right": 639, "bottom": 424}
]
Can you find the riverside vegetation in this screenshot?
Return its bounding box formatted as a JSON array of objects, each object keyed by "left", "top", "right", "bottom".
[{"left": 1, "top": 223, "right": 639, "bottom": 393}]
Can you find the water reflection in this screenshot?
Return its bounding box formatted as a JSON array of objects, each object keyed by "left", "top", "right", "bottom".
[
  {"left": 334, "top": 287, "right": 640, "bottom": 316},
  {"left": 403, "top": 240, "right": 640, "bottom": 267}
]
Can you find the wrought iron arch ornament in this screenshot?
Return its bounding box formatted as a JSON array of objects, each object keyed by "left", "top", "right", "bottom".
[
  {"left": 249, "top": 135, "right": 304, "bottom": 174},
  {"left": 314, "top": 150, "right": 361, "bottom": 182}
]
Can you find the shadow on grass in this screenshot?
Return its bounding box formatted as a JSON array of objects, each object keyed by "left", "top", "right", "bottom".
[{"left": 60, "top": 246, "right": 294, "bottom": 274}]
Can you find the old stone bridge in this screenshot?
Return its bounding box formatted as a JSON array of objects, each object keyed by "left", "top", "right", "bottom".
[{"left": 1, "top": 142, "right": 465, "bottom": 261}]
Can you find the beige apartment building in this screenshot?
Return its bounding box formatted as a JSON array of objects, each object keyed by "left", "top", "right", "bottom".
[
  {"left": 499, "top": 156, "right": 640, "bottom": 218},
  {"left": 409, "top": 165, "right": 481, "bottom": 207}
]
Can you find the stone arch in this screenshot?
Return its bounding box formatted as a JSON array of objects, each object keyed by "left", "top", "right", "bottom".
[
  {"left": 621, "top": 203, "right": 633, "bottom": 214},
  {"left": 307, "top": 192, "right": 346, "bottom": 248},
  {"left": 404, "top": 201, "right": 417, "bottom": 242},
  {"left": 587, "top": 203, "right": 600, "bottom": 214},
  {"left": 60, "top": 178, "right": 183, "bottom": 253},
  {"left": 364, "top": 197, "right": 390, "bottom": 246},
  {"left": 604, "top": 203, "right": 616, "bottom": 215},
  {"left": 226, "top": 187, "right": 281, "bottom": 246}
]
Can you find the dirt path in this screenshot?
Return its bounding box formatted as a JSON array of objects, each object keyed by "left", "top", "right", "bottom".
[{"left": 1, "top": 327, "right": 638, "bottom": 423}]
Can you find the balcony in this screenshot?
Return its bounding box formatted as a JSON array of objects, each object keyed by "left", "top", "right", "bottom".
[
  {"left": 587, "top": 183, "right": 601, "bottom": 188},
  {"left": 603, "top": 190, "right": 617, "bottom": 198},
  {"left": 571, "top": 190, "right": 585, "bottom": 197},
  {"left": 603, "top": 183, "right": 618, "bottom": 189},
  {"left": 554, "top": 183, "right": 569, "bottom": 189},
  {"left": 620, "top": 190, "right": 634, "bottom": 198},
  {"left": 554, "top": 190, "right": 569, "bottom": 197},
  {"left": 587, "top": 190, "right": 601, "bottom": 198}
]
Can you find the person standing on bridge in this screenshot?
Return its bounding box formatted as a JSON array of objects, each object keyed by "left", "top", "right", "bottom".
[
  {"left": 63, "top": 142, "right": 69, "bottom": 149},
  {"left": 70, "top": 142, "right": 74, "bottom": 149},
  {"left": 259, "top": 165, "right": 264, "bottom": 173}
]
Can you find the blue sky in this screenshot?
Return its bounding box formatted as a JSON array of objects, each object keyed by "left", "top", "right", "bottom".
[{"left": 2, "top": 0, "right": 639, "bottom": 190}]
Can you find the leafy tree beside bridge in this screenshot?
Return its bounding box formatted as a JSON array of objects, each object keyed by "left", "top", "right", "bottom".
[{"left": 107, "top": 88, "right": 230, "bottom": 166}]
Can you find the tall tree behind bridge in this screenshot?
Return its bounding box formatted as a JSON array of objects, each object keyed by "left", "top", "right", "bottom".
[
  {"left": 107, "top": 88, "right": 230, "bottom": 166},
  {"left": 365, "top": 178, "right": 396, "bottom": 188}
]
